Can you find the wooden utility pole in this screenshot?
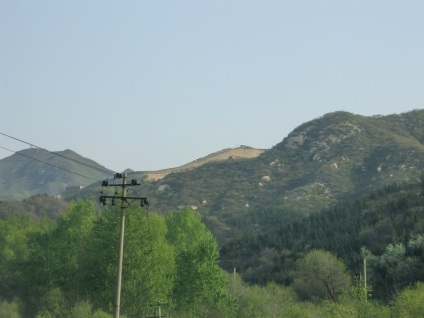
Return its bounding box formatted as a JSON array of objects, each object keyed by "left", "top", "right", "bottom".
[
  {"left": 99, "top": 173, "right": 149, "bottom": 318},
  {"left": 364, "top": 256, "right": 367, "bottom": 302},
  {"left": 114, "top": 173, "right": 127, "bottom": 318}
]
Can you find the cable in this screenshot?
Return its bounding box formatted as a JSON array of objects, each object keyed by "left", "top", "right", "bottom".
[
  {"left": 0, "top": 132, "right": 116, "bottom": 176},
  {"left": 0, "top": 145, "right": 99, "bottom": 182}
]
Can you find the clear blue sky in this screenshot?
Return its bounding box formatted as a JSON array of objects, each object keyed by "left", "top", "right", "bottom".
[{"left": 1, "top": 1, "right": 423, "bottom": 173}]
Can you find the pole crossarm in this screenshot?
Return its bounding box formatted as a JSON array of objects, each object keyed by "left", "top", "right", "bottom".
[
  {"left": 99, "top": 195, "right": 149, "bottom": 207},
  {"left": 100, "top": 195, "right": 148, "bottom": 201}
]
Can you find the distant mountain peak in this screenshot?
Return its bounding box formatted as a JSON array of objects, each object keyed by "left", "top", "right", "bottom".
[{"left": 0, "top": 148, "right": 114, "bottom": 201}]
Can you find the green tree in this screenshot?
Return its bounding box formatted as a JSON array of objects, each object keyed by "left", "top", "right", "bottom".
[
  {"left": 321, "top": 278, "right": 390, "bottom": 318},
  {"left": 35, "top": 288, "right": 66, "bottom": 318},
  {"left": 391, "top": 282, "right": 424, "bottom": 318},
  {"left": 81, "top": 205, "right": 174, "bottom": 317},
  {"left": 11, "top": 217, "right": 56, "bottom": 317},
  {"left": 293, "top": 249, "right": 351, "bottom": 301},
  {"left": 166, "top": 208, "right": 236, "bottom": 317},
  {"left": 0, "top": 214, "right": 48, "bottom": 302},
  {"left": 17, "top": 201, "right": 96, "bottom": 316},
  {"left": 231, "top": 276, "right": 303, "bottom": 318},
  {"left": 0, "top": 300, "right": 21, "bottom": 318},
  {"left": 51, "top": 201, "right": 97, "bottom": 301}
]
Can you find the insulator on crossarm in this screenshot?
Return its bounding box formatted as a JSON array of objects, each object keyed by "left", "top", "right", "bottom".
[
  {"left": 141, "top": 198, "right": 149, "bottom": 207},
  {"left": 99, "top": 196, "right": 107, "bottom": 205}
]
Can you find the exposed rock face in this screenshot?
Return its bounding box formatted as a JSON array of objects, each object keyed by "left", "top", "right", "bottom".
[
  {"left": 285, "top": 134, "right": 307, "bottom": 149},
  {"left": 261, "top": 176, "right": 271, "bottom": 182}
]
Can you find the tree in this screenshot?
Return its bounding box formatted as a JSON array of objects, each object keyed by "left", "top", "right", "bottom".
[
  {"left": 17, "top": 201, "right": 96, "bottom": 316},
  {"left": 367, "top": 240, "right": 423, "bottom": 300},
  {"left": 80, "top": 205, "right": 174, "bottom": 317},
  {"left": 166, "top": 208, "right": 236, "bottom": 317},
  {"left": 0, "top": 300, "right": 21, "bottom": 318},
  {"left": 391, "top": 282, "right": 424, "bottom": 318},
  {"left": 50, "top": 200, "right": 97, "bottom": 301},
  {"left": 0, "top": 214, "right": 41, "bottom": 301},
  {"left": 293, "top": 249, "right": 351, "bottom": 301}
]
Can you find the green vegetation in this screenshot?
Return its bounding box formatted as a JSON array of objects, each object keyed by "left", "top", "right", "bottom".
[
  {"left": 221, "top": 179, "right": 424, "bottom": 302},
  {"left": 0, "top": 194, "right": 68, "bottom": 219},
  {"left": 2, "top": 110, "right": 424, "bottom": 316},
  {"left": 116, "top": 110, "right": 424, "bottom": 247},
  {"left": 1, "top": 195, "right": 424, "bottom": 317},
  {"left": 293, "top": 250, "right": 351, "bottom": 301},
  {"left": 0, "top": 202, "right": 234, "bottom": 317}
]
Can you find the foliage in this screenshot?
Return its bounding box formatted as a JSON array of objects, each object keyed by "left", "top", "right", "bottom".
[
  {"left": 1, "top": 201, "right": 239, "bottom": 317},
  {"left": 230, "top": 276, "right": 302, "bottom": 318},
  {"left": 79, "top": 204, "right": 175, "bottom": 317},
  {"left": 221, "top": 179, "right": 424, "bottom": 299},
  {"left": 367, "top": 234, "right": 424, "bottom": 300},
  {"left": 0, "top": 300, "right": 21, "bottom": 318},
  {"left": 293, "top": 250, "right": 351, "bottom": 301},
  {"left": 60, "top": 109, "right": 424, "bottom": 250},
  {"left": 390, "top": 282, "right": 424, "bottom": 318},
  {"left": 0, "top": 194, "right": 68, "bottom": 219},
  {"left": 2, "top": 182, "right": 424, "bottom": 317},
  {"left": 166, "top": 208, "right": 237, "bottom": 317}
]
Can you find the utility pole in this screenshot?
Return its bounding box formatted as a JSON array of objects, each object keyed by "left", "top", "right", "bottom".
[
  {"left": 364, "top": 256, "right": 367, "bottom": 302},
  {"left": 361, "top": 246, "right": 368, "bottom": 303},
  {"left": 99, "top": 173, "right": 149, "bottom": 318},
  {"left": 146, "top": 301, "right": 167, "bottom": 318}
]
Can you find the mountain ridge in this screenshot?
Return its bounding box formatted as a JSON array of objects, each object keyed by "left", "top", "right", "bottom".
[
  {"left": 0, "top": 145, "right": 265, "bottom": 200},
  {"left": 0, "top": 148, "right": 114, "bottom": 200},
  {"left": 3, "top": 109, "right": 424, "bottom": 245}
]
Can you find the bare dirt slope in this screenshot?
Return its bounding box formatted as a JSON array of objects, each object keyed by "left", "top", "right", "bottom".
[{"left": 140, "top": 146, "right": 265, "bottom": 181}]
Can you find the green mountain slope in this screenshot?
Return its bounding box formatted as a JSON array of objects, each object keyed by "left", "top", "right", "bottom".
[
  {"left": 116, "top": 110, "right": 424, "bottom": 244},
  {"left": 220, "top": 179, "right": 424, "bottom": 299},
  {"left": 4, "top": 110, "right": 424, "bottom": 246}
]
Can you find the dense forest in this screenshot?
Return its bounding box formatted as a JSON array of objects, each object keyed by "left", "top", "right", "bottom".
[
  {"left": 221, "top": 180, "right": 424, "bottom": 301},
  {"left": 1, "top": 184, "right": 424, "bottom": 317}
]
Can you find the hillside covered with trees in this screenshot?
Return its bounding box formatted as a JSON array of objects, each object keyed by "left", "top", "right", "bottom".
[{"left": 221, "top": 179, "right": 424, "bottom": 301}]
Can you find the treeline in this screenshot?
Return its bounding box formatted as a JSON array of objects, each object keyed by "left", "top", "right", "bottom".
[
  {"left": 0, "top": 202, "right": 235, "bottom": 317},
  {"left": 1, "top": 199, "right": 424, "bottom": 317},
  {"left": 221, "top": 181, "right": 424, "bottom": 300},
  {"left": 0, "top": 194, "right": 68, "bottom": 219}
]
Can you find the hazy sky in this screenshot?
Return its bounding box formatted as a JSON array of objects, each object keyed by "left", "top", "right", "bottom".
[{"left": 1, "top": 1, "right": 423, "bottom": 173}]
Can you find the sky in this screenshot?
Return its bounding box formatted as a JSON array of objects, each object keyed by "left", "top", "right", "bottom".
[{"left": 1, "top": 1, "right": 423, "bottom": 173}]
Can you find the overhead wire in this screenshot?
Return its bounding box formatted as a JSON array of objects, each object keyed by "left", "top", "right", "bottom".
[
  {"left": 0, "top": 145, "right": 100, "bottom": 182},
  {"left": 0, "top": 132, "right": 116, "bottom": 178}
]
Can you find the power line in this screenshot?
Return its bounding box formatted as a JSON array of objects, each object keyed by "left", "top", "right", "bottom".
[
  {"left": 0, "top": 132, "right": 116, "bottom": 177},
  {"left": 0, "top": 145, "right": 100, "bottom": 182}
]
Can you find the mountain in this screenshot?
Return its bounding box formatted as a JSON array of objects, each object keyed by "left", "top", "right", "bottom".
[
  {"left": 3, "top": 109, "right": 424, "bottom": 303},
  {"left": 0, "top": 146, "right": 264, "bottom": 202},
  {"left": 3, "top": 110, "right": 424, "bottom": 243},
  {"left": 0, "top": 148, "right": 114, "bottom": 201},
  {"left": 67, "top": 109, "right": 424, "bottom": 245}
]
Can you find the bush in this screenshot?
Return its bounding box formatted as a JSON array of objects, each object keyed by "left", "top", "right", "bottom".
[{"left": 391, "top": 282, "right": 424, "bottom": 318}]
